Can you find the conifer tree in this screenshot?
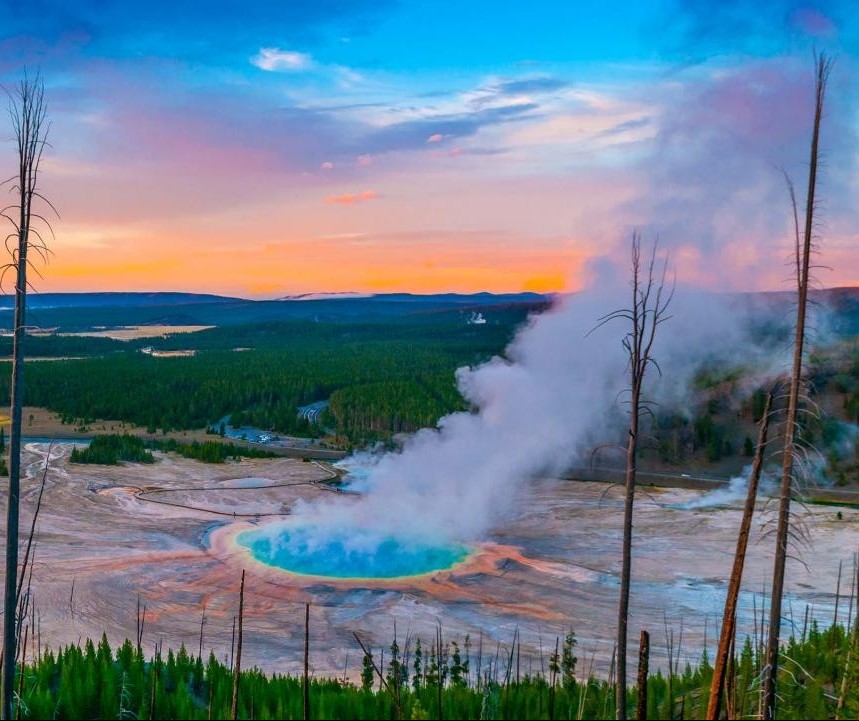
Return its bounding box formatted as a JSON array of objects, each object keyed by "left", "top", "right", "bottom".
[
  {"left": 412, "top": 639, "right": 423, "bottom": 691},
  {"left": 361, "top": 651, "right": 374, "bottom": 692}
]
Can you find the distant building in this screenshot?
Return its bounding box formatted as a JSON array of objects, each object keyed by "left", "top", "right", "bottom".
[{"left": 139, "top": 346, "right": 196, "bottom": 358}]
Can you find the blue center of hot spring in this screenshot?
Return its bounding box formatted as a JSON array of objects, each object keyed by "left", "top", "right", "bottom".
[{"left": 237, "top": 525, "right": 470, "bottom": 579}]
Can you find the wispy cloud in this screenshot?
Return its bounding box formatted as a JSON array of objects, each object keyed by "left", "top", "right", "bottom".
[
  {"left": 355, "top": 102, "right": 541, "bottom": 156},
  {"left": 334, "top": 65, "right": 367, "bottom": 87},
  {"left": 252, "top": 48, "right": 314, "bottom": 72},
  {"left": 429, "top": 146, "right": 463, "bottom": 158},
  {"left": 324, "top": 190, "right": 378, "bottom": 205},
  {"left": 319, "top": 232, "right": 369, "bottom": 240},
  {"left": 466, "top": 75, "right": 570, "bottom": 111},
  {"left": 494, "top": 76, "right": 569, "bottom": 96}
]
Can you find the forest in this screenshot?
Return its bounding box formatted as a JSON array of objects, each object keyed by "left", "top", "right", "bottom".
[
  {"left": 147, "top": 438, "right": 280, "bottom": 463},
  {"left": 69, "top": 434, "right": 155, "bottom": 465},
  {"left": 4, "top": 310, "right": 857, "bottom": 474},
  {"left": 68, "top": 435, "right": 280, "bottom": 465},
  {"left": 7, "top": 621, "right": 859, "bottom": 720},
  {"left": 0, "top": 311, "right": 530, "bottom": 444}
]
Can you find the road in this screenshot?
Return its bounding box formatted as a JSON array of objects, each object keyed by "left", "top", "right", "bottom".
[{"left": 563, "top": 464, "right": 859, "bottom": 503}]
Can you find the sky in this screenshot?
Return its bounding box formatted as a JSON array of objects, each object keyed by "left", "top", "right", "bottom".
[{"left": 1, "top": 0, "right": 858, "bottom": 297}]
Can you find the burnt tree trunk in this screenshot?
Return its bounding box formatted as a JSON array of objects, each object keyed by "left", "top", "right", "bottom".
[
  {"left": 304, "top": 603, "right": 310, "bottom": 721},
  {"left": 707, "top": 392, "right": 772, "bottom": 719},
  {"left": 598, "top": 235, "right": 671, "bottom": 720},
  {"left": 762, "top": 54, "right": 830, "bottom": 721},
  {"left": 636, "top": 630, "right": 650, "bottom": 721},
  {"left": 1, "top": 74, "right": 51, "bottom": 721},
  {"left": 231, "top": 570, "right": 245, "bottom": 721}
]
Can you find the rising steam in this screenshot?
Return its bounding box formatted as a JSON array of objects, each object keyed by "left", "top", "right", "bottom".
[
  {"left": 676, "top": 465, "right": 779, "bottom": 510},
  {"left": 253, "top": 265, "right": 796, "bottom": 557}
]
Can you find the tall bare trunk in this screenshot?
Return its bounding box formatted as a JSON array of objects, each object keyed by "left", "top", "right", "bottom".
[
  {"left": 617, "top": 375, "right": 641, "bottom": 719},
  {"left": 198, "top": 603, "right": 206, "bottom": 661},
  {"left": 231, "top": 570, "right": 245, "bottom": 721},
  {"left": 1, "top": 116, "right": 28, "bottom": 721},
  {"left": 762, "top": 54, "right": 830, "bottom": 721},
  {"left": 596, "top": 235, "right": 672, "bottom": 720},
  {"left": 707, "top": 392, "right": 772, "bottom": 719},
  {"left": 1, "top": 74, "right": 51, "bottom": 721},
  {"left": 304, "top": 603, "right": 310, "bottom": 721},
  {"left": 636, "top": 630, "right": 650, "bottom": 721}
]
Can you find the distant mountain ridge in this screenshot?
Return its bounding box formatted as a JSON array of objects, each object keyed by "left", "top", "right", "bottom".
[
  {"left": 279, "top": 291, "right": 547, "bottom": 304},
  {"left": 281, "top": 292, "right": 373, "bottom": 301},
  {"left": 5, "top": 287, "right": 857, "bottom": 312},
  {"left": 0, "top": 292, "right": 244, "bottom": 310},
  {"left": 2, "top": 288, "right": 855, "bottom": 334},
  {"left": 1, "top": 291, "right": 550, "bottom": 331},
  {"left": 1, "top": 291, "right": 547, "bottom": 310}
]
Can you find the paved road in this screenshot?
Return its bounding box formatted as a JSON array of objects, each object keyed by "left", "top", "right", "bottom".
[
  {"left": 563, "top": 464, "right": 859, "bottom": 503},
  {"left": 297, "top": 400, "right": 329, "bottom": 423}
]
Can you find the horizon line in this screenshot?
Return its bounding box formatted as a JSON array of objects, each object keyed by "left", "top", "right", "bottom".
[{"left": 11, "top": 285, "right": 859, "bottom": 302}]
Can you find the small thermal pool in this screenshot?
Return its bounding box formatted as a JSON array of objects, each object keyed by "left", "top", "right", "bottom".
[{"left": 236, "top": 523, "right": 471, "bottom": 579}]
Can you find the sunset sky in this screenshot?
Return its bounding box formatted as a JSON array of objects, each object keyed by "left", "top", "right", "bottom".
[{"left": 1, "top": 1, "right": 857, "bottom": 297}]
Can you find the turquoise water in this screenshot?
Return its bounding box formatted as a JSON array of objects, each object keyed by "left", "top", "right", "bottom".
[{"left": 237, "top": 525, "right": 470, "bottom": 579}]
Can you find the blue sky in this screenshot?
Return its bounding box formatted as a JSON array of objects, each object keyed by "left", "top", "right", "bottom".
[
  {"left": 0, "top": 1, "right": 856, "bottom": 295},
  {"left": 5, "top": 1, "right": 661, "bottom": 66}
]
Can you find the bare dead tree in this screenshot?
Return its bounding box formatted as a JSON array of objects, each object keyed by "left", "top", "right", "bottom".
[
  {"left": 437, "top": 622, "right": 444, "bottom": 721},
  {"left": 136, "top": 595, "right": 143, "bottom": 656},
  {"left": 1, "top": 72, "right": 54, "bottom": 721},
  {"left": 835, "top": 559, "right": 843, "bottom": 628},
  {"left": 15, "top": 443, "right": 51, "bottom": 613},
  {"left": 352, "top": 632, "right": 402, "bottom": 719},
  {"left": 229, "top": 616, "right": 236, "bottom": 672},
  {"left": 636, "top": 630, "right": 649, "bottom": 721},
  {"left": 836, "top": 559, "right": 859, "bottom": 719},
  {"left": 595, "top": 234, "right": 672, "bottom": 720},
  {"left": 303, "top": 603, "right": 310, "bottom": 721},
  {"left": 0, "top": 441, "right": 51, "bottom": 679},
  {"left": 149, "top": 651, "right": 157, "bottom": 721},
  {"left": 762, "top": 53, "right": 831, "bottom": 721},
  {"left": 231, "top": 570, "right": 245, "bottom": 721},
  {"left": 706, "top": 391, "right": 773, "bottom": 719},
  {"left": 198, "top": 602, "right": 207, "bottom": 661}
]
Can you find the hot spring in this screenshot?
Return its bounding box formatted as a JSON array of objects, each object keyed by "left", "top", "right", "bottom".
[{"left": 236, "top": 523, "right": 472, "bottom": 580}]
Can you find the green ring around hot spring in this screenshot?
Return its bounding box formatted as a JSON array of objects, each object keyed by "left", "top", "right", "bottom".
[{"left": 236, "top": 525, "right": 473, "bottom": 580}]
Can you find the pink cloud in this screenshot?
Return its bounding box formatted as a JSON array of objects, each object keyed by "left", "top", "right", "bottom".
[
  {"left": 356, "top": 153, "right": 374, "bottom": 166},
  {"left": 430, "top": 147, "right": 463, "bottom": 158},
  {"left": 320, "top": 161, "right": 334, "bottom": 170},
  {"left": 790, "top": 8, "right": 837, "bottom": 37},
  {"left": 324, "top": 190, "right": 379, "bottom": 205},
  {"left": 426, "top": 133, "right": 444, "bottom": 143}
]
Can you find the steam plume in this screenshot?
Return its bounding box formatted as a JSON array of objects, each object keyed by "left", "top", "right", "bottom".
[{"left": 272, "top": 270, "right": 793, "bottom": 551}]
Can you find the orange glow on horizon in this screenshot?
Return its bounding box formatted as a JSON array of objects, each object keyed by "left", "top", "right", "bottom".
[
  {"left": 30, "top": 210, "right": 859, "bottom": 299},
  {"left": 38, "top": 229, "right": 585, "bottom": 298},
  {"left": 522, "top": 273, "right": 568, "bottom": 293}
]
